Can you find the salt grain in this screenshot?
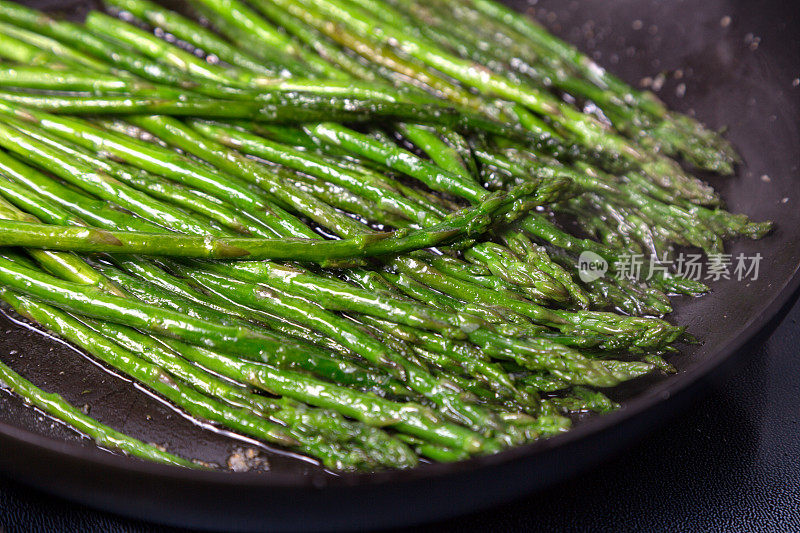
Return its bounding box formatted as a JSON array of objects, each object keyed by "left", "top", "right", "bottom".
[
  {"left": 744, "top": 33, "right": 761, "bottom": 51},
  {"left": 651, "top": 73, "right": 666, "bottom": 92}
]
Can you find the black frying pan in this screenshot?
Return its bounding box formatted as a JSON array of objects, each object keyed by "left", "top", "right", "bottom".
[{"left": 0, "top": 0, "right": 798, "bottom": 530}]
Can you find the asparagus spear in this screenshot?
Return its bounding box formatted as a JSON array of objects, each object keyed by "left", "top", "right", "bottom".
[
  {"left": 0, "top": 150, "right": 169, "bottom": 234},
  {"left": 0, "top": 229, "right": 490, "bottom": 454},
  {"left": 8, "top": 236, "right": 485, "bottom": 452},
  {"left": 4, "top": 115, "right": 580, "bottom": 386},
  {"left": 0, "top": 0, "right": 198, "bottom": 88},
  {"left": 0, "top": 180, "right": 398, "bottom": 392},
  {"left": 0, "top": 90, "right": 518, "bottom": 130},
  {"left": 104, "top": 0, "right": 281, "bottom": 76},
  {"left": 0, "top": 183, "right": 546, "bottom": 262},
  {"left": 0, "top": 348, "right": 197, "bottom": 468},
  {"left": 180, "top": 267, "right": 515, "bottom": 434},
  {"left": 88, "top": 320, "right": 417, "bottom": 469},
  {"left": 0, "top": 65, "right": 179, "bottom": 95},
  {"left": 394, "top": 257, "right": 682, "bottom": 350},
  {"left": 85, "top": 11, "right": 248, "bottom": 86},
  {"left": 0, "top": 102, "right": 321, "bottom": 239},
  {"left": 248, "top": 0, "right": 380, "bottom": 81},
  {"left": 0, "top": 21, "right": 109, "bottom": 71},
  {"left": 0, "top": 0, "right": 770, "bottom": 472},
  {"left": 1, "top": 285, "right": 407, "bottom": 471},
  {"left": 0, "top": 27, "right": 53, "bottom": 64},
  {"left": 459, "top": 0, "right": 739, "bottom": 173},
  {"left": 0, "top": 121, "right": 227, "bottom": 236},
  {"left": 90, "top": 260, "right": 361, "bottom": 363},
  {"left": 294, "top": 0, "right": 720, "bottom": 202},
  {"left": 13, "top": 119, "right": 275, "bottom": 237},
  {"left": 190, "top": 0, "right": 347, "bottom": 79},
  {"left": 189, "top": 119, "right": 442, "bottom": 227},
  {"left": 195, "top": 121, "right": 586, "bottom": 305}
]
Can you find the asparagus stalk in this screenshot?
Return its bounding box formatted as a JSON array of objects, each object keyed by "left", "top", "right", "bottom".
[
  {"left": 459, "top": 0, "right": 739, "bottom": 173},
  {"left": 0, "top": 21, "right": 110, "bottom": 71},
  {"left": 0, "top": 286, "right": 406, "bottom": 471},
  {"left": 0, "top": 65, "right": 179, "bottom": 95},
  {"left": 0, "top": 0, "right": 198, "bottom": 88},
  {"left": 248, "top": 0, "right": 381, "bottom": 81},
  {"left": 180, "top": 267, "right": 515, "bottom": 434},
  {"left": 0, "top": 102, "right": 321, "bottom": 239},
  {"left": 0, "top": 90, "right": 517, "bottom": 130},
  {"left": 196, "top": 121, "right": 587, "bottom": 306},
  {"left": 0, "top": 183, "right": 546, "bottom": 262},
  {"left": 104, "top": 0, "right": 280, "bottom": 76},
  {"left": 393, "top": 257, "right": 682, "bottom": 350},
  {"left": 88, "top": 320, "right": 417, "bottom": 470},
  {"left": 90, "top": 259, "right": 360, "bottom": 362},
  {"left": 0, "top": 26, "right": 57, "bottom": 65},
  {"left": 0, "top": 347, "right": 197, "bottom": 468},
  {"left": 190, "top": 0, "right": 347, "bottom": 79},
  {"left": 13, "top": 119, "right": 275, "bottom": 237},
  {"left": 0, "top": 0, "right": 770, "bottom": 472},
  {"left": 0, "top": 150, "right": 172, "bottom": 234},
  {"left": 85, "top": 12, "right": 248, "bottom": 86},
  {"left": 295, "top": 0, "right": 720, "bottom": 203}
]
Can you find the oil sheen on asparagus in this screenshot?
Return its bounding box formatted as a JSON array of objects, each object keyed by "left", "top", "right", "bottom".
[{"left": 0, "top": 0, "right": 770, "bottom": 471}]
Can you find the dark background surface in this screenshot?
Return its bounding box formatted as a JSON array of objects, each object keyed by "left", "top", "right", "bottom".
[{"left": 1, "top": 295, "right": 798, "bottom": 533}]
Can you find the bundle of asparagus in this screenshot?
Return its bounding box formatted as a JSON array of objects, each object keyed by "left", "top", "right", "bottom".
[{"left": 0, "top": 0, "right": 770, "bottom": 471}]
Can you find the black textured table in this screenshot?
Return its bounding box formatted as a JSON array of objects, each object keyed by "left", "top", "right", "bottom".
[{"left": 2, "top": 294, "right": 798, "bottom": 533}]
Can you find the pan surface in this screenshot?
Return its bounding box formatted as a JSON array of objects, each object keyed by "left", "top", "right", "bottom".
[{"left": 0, "top": 0, "right": 798, "bottom": 530}]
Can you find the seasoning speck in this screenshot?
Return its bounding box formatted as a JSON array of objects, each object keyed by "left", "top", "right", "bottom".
[
  {"left": 761, "top": 174, "right": 771, "bottom": 183},
  {"left": 676, "top": 83, "right": 686, "bottom": 98},
  {"left": 720, "top": 16, "right": 732, "bottom": 28},
  {"left": 651, "top": 73, "right": 666, "bottom": 92},
  {"left": 227, "top": 447, "right": 270, "bottom": 472},
  {"left": 744, "top": 33, "right": 761, "bottom": 51},
  {"left": 632, "top": 19, "right": 643, "bottom": 30}
]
